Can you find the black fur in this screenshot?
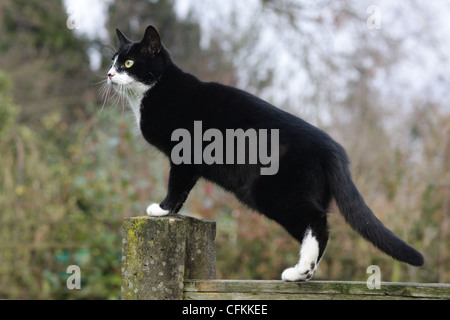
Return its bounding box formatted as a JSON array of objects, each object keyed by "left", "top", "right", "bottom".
[{"left": 110, "top": 26, "right": 424, "bottom": 270}]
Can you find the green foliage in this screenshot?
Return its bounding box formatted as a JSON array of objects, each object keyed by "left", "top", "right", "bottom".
[
  {"left": 0, "top": 88, "right": 163, "bottom": 298},
  {"left": 0, "top": 72, "right": 18, "bottom": 137},
  {"left": 0, "top": 0, "right": 95, "bottom": 126},
  {"left": 3, "top": 0, "right": 82, "bottom": 54}
]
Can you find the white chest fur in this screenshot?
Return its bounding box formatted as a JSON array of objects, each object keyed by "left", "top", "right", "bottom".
[
  {"left": 125, "top": 82, "right": 151, "bottom": 128},
  {"left": 107, "top": 58, "right": 151, "bottom": 129}
]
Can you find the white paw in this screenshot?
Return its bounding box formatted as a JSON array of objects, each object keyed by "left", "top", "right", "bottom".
[
  {"left": 281, "top": 261, "right": 317, "bottom": 282},
  {"left": 281, "top": 267, "right": 302, "bottom": 281},
  {"left": 282, "top": 228, "right": 320, "bottom": 281},
  {"left": 146, "top": 203, "right": 170, "bottom": 217}
]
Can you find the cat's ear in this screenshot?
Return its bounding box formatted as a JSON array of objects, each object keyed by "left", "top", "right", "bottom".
[
  {"left": 140, "top": 25, "right": 162, "bottom": 56},
  {"left": 116, "top": 28, "right": 131, "bottom": 45}
]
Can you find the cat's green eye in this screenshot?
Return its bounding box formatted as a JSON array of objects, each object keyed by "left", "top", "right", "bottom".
[{"left": 125, "top": 60, "right": 134, "bottom": 68}]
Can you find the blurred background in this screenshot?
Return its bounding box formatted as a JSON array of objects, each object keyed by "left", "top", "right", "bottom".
[{"left": 0, "top": 0, "right": 448, "bottom": 299}]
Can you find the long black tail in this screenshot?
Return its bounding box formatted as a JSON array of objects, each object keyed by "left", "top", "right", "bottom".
[{"left": 327, "top": 153, "right": 424, "bottom": 267}]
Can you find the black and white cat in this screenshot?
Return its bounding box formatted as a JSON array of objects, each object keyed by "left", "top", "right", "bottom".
[{"left": 105, "top": 25, "right": 424, "bottom": 281}]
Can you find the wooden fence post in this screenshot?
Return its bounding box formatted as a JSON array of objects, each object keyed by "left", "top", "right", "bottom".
[{"left": 121, "top": 215, "right": 215, "bottom": 300}]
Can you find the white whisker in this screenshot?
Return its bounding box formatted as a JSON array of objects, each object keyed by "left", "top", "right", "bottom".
[{"left": 98, "top": 58, "right": 152, "bottom": 132}]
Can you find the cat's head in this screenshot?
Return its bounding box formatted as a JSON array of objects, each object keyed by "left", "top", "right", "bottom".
[{"left": 107, "top": 26, "right": 170, "bottom": 88}]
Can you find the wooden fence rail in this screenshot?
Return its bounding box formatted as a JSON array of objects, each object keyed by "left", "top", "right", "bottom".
[
  {"left": 121, "top": 215, "right": 450, "bottom": 300},
  {"left": 184, "top": 280, "right": 450, "bottom": 300}
]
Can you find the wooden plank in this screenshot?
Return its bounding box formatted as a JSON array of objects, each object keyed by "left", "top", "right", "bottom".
[
  {"left": 184, "top": 292, "right": 432, "bottom": 300},
  {"left": 183, "top": 280, "right": 450, "bottom": 300}
]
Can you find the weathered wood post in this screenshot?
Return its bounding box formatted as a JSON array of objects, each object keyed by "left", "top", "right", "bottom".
[{"left": 121, "top": 215, "right": 216, "bottom": 300}]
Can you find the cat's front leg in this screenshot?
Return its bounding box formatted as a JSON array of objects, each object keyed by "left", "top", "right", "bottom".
[
  {"left": 147, "top": 164, "right": 199, "bottom": 217},
  {"left": 146, "top": 203, "right": 171, "bottom": 216}
]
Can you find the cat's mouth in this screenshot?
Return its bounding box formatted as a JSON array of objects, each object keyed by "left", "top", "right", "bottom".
[
  {"left": 107, "top": 76, "right": 129, "bottom": 88},
  {"left": 107, "top": 79, "right": 120, "bottom": 87},
  {"left": 106, "top": 71, "right": 136, "bottom": 87}
]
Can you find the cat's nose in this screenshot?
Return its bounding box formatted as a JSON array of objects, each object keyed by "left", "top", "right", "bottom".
[{"left": 108, "top": 73, "right": 115, "bottom": 79}]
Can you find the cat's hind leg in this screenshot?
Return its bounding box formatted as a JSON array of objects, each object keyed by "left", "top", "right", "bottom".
[
  {"left": 282, "top": 227, "right": 321, "bottom": 281},
  {"left": 281, "top": 212, "right": 328, "bottom": 281}
]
